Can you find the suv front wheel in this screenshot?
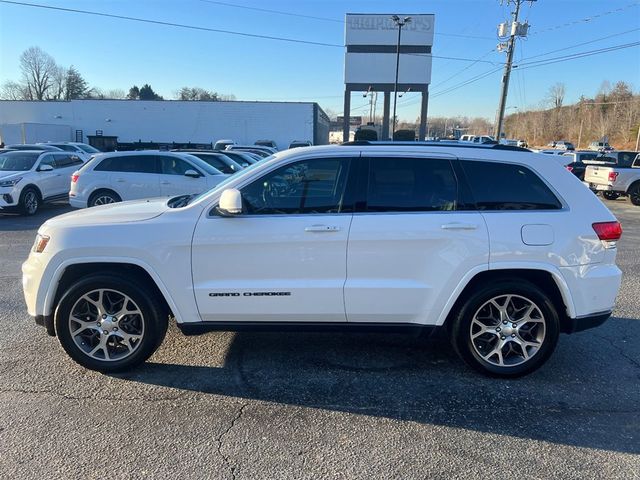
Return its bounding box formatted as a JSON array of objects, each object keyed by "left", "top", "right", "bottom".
[
  {"left": 450, "top": 279, "right": 560, "bottom": 377},
  {"left": 55, "top": 274, "right": 168, "bottom": 372}
]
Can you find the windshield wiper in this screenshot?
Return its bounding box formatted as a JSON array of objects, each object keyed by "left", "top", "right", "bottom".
[{"left": 168, "top": 194, "right": 196, "bottom": 208}]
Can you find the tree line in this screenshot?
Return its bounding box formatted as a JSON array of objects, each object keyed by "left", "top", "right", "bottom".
[
  {"left": 1, "top": 46, "right": 235, "bottom": 102},
  {"left": 504, "top": 81, "right": 639, "bottom": 149}
]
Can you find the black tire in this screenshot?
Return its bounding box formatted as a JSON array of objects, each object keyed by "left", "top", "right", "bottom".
[
  {"left": 449, "top": 279, "right": 560, "bottom": 378},
  {"left": 88, "top": 189, "right": 121, "bottom": 207},
  {"left": 629, "top": 183, "right": 640, "bottom": 206},
  {"left": 19, "top": 187, "right": 40, "bottom": 216},
  {"left": 54, "top": 274, "right": 168, "bottom": 373},
  {"left": 602, "top": 191, "right": 620, "bottom": 201}
]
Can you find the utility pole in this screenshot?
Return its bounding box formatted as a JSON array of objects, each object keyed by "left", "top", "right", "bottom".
[
  {"left": 494, "top": 0, "right": 533, "bottom": 141},
  {"left": 391, "top": 15, "right": 411, "bottom": 139}
]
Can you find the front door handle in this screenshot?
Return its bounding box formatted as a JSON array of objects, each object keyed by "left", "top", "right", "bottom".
[
  {"left": 305, "top": 225, "right": 340, "bottom": 232},
  {"left": 441, "top": 222, "right": 478, "bottom": 230},
  {"left": 160, "top": 181, "right": 171, "bottom": 185},
  {"left": 115, "top": 178, "right": 126, "bottom": 183}
]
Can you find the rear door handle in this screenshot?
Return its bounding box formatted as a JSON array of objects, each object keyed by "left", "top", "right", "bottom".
[
  {"left": 441, "top": 222, "right": 478, "bottom": 230},
  {"left": 160, "top": 181, "right": 171, "bottom": 185},
  {"left": 305, "top": 225, "right": 340, "bottom": 232},
  {"left": 115, "top": 178, "right": 126, "bottom": 183}
]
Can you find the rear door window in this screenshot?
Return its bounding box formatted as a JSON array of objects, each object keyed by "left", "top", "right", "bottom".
[
  {"left": 461, "top": 160, "right": 562, "bottom": 210},
  {"left": 94, "top": 155, "right": 159, "bottom": 173},
  {"left": 160, "top": 156, "right": 198, "bottom": 175},
  {"left": 53, "top": 154, "right": 83, "bottom": 168},
  {"left": 364, "top": 157, "right": 458, "bottom": 212}
]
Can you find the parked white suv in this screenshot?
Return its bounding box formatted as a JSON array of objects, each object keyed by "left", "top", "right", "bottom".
[
  {"left": 0, "top": 150, "right": 85, "bottom": 215},
  {"left": 38, "top": 142, "right": 100, "bottom": 160},
  {"left": 23, "top": 143, "right": 622, "bottom": 377},
  {"left": 69, "top": 151, "right": 228, "bottom": 208}
]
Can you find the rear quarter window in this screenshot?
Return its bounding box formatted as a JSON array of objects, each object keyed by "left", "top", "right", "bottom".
[
  {"left": 461, "top": 160, "right": 562, "bottom": 210},
  {"left": 94, "top": 155, "right": 158, "bottom": 173}
]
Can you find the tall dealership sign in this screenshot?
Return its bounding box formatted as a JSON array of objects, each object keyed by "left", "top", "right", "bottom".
[{"left": 343, "top": 14, "right": 435, "bottom": 140}]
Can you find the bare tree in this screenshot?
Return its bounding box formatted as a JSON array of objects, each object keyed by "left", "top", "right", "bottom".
[
  {"left": 546, "top": 82, "right": 566, "bottom": 109},
  {"left": 0, "top": 81, "right": 29, "bottom": 100},
  {"left": 104, "top": 88, "right": 126, "bottom": 99},
  {"left": 50, "top": 66, "right": 68, "bottom": 100},
  {"left": 19, "top": 46, "right": 57, "bottom": 100}
]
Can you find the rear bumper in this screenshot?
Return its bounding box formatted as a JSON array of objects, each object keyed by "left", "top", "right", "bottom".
[
  {"left": 583, "top": 181, "right": 612, "bottom": 191},
  {"left": 68, "top": 196, "right": 86, "bottom": 209},
  {"left": 564, "top": 311, "right": 612, "bottom": 334}
]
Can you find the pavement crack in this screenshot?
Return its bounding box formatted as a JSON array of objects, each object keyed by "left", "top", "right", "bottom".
[
  {"left": 0, "top": 387, "right": 185, "bottom": 403},
  {"left": 216, "top": 402, "right": 248, "bottom": 480},
  {"left": 592, "top": 333, "right": 640, "bottom": 369}
]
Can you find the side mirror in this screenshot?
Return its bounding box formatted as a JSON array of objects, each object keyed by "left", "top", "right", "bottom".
[
  {"left": 38, "top": 164, "right": 54, "bottom": 172},
  {"left": 184, "top": 169, "right": 200, "bottom": 178},
  {"left": 217, "top": 188, "right": 242, "bottom": 216}
]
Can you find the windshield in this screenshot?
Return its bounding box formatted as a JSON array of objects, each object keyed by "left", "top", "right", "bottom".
[
  {"left": 179, "top": 153, "right": 224, "bottom": 175},
  {"left": 0, "top": 151, "right": 39, "bottom": 171},
  {"left": 78, "top": 144, "right": 100, "bottom": 153}
]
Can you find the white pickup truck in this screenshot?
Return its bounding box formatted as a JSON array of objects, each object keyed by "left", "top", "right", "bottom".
[{"left": 584, "top": 153, "right": 640, "bottom": 205}]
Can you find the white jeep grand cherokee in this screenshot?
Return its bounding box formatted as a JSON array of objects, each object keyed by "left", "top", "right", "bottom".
[{"left": 22, "top": 143, "right": 623, "bottom": 377}]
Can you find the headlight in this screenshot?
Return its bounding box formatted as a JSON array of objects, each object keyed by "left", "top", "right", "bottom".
[
  {"left": 0, "top": 177, "right": 22, "bottom": 187},
  {"left": 33, "top": 234, "right": 50, "bottom": 253}
]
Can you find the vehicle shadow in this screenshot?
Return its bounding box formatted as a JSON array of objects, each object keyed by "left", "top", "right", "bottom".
[{"left": 114, "top": 318, "right": 640, "bottom": 455}]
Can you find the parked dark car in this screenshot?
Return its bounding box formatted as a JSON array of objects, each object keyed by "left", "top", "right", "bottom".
[
  {"left": 171, "top": 149, "right": 244, "bottom": 174},
  {"left": 216, "top": 149, "right": 258, "bottom": 166},
  {"left": 6, "top": 144, "right": 63, "bottom": 152}
]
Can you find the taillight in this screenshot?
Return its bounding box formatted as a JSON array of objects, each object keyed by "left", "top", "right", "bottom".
[
  {"left": 71, "top": 173, "right": 79, "bottom": 183},
  {"left": 593, "top": 221, "right": 622, "bottom": 248},
  {"left": 565, "top": 165, "right": 574, "bottom": 172},
  {"left": 608, "top": 171, "right": 619, "bottom": 182}
]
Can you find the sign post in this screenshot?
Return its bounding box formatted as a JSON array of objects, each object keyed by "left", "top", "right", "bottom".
[{"left": 343, "top": 13, "right": 435, "bottom": 141}]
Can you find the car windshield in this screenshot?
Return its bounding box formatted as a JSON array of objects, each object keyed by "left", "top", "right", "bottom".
[
  {"left": 78, "top": 144, "right": 100, "bottom": 153},
  {"left": 0, "top": 151, "right": 39, "bottom": 171},
  {"left": 179, "top": 154, "right": 224, "bottom": 175}
]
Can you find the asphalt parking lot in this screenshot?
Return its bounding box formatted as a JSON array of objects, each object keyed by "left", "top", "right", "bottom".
[{"left": 0, "top": 199, "right": 638, "bottom": 479}]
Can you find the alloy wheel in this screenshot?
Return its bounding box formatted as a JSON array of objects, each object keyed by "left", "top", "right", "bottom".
[
  {"left": 469, "top": 294, "right": 546, "bottom": 367},
  {"left": 24, "top": 191, "right": 38, "bottom": 214},
  {"left": 68, "top": 289, "right": 145, "bottom": 362},
  {"left": 93, "top": 195, "right": 116, "bottom": 206}
]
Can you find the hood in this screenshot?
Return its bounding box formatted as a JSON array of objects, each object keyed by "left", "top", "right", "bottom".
[
  {"left": 43, "top": 197, "right": 169, "bottom": 229},
  {"left": 0, "top": 171, "right": 25, "bottom": 180}
]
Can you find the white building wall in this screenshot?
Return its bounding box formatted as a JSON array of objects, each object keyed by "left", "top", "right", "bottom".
[{"left": 0, "top": 100, "right": 319, "bottom": 149}]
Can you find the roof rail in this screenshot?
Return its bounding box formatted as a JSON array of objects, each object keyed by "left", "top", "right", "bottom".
[{"left": 341, "top": 140, "right": 530, "bottom": 152}]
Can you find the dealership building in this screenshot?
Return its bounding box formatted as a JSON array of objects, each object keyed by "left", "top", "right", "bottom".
[{"left": 0, "top": 99, "right": 330, "bottom": 150}]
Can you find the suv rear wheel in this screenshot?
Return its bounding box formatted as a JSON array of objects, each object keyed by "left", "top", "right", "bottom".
[
  {"left": 55, "top": 274, "right": 168, "bottom": 372},
  {"left": 450, "top": 279, "right": 560, "bottom": 377},
  {"left": 89, "top": 189, "right": 121, "bottom": 207}
]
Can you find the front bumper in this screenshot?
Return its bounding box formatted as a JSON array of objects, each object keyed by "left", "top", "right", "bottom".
[{"left": 0, "top": 186, "right": 20, "bottom": 208}]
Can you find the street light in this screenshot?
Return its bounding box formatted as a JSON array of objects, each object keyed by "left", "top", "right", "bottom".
[{"left": 391, "top": 15, "right": 411, "bottom": 139}]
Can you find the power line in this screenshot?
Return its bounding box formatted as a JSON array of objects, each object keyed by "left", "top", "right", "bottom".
[
  {"left": 429, "top": 48, "right": 496, "bottom": 89},
  {"left": 530, "top": 2, "right": 640, "bottom": 35},
  {"left": 515, "top": 41, "right": 640, "bottom": 70},
  {"left": 198, "top": 0, "right": 342, "bottom": 24},
  {"left": 520, "top": 27, "right": 640, "bottom": 62},
  {"left": 0, "top": 0, "right": 344, "bottom": 48},
  {"left": 198, "top": 0, "right": 494, "bottom": 40}
]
